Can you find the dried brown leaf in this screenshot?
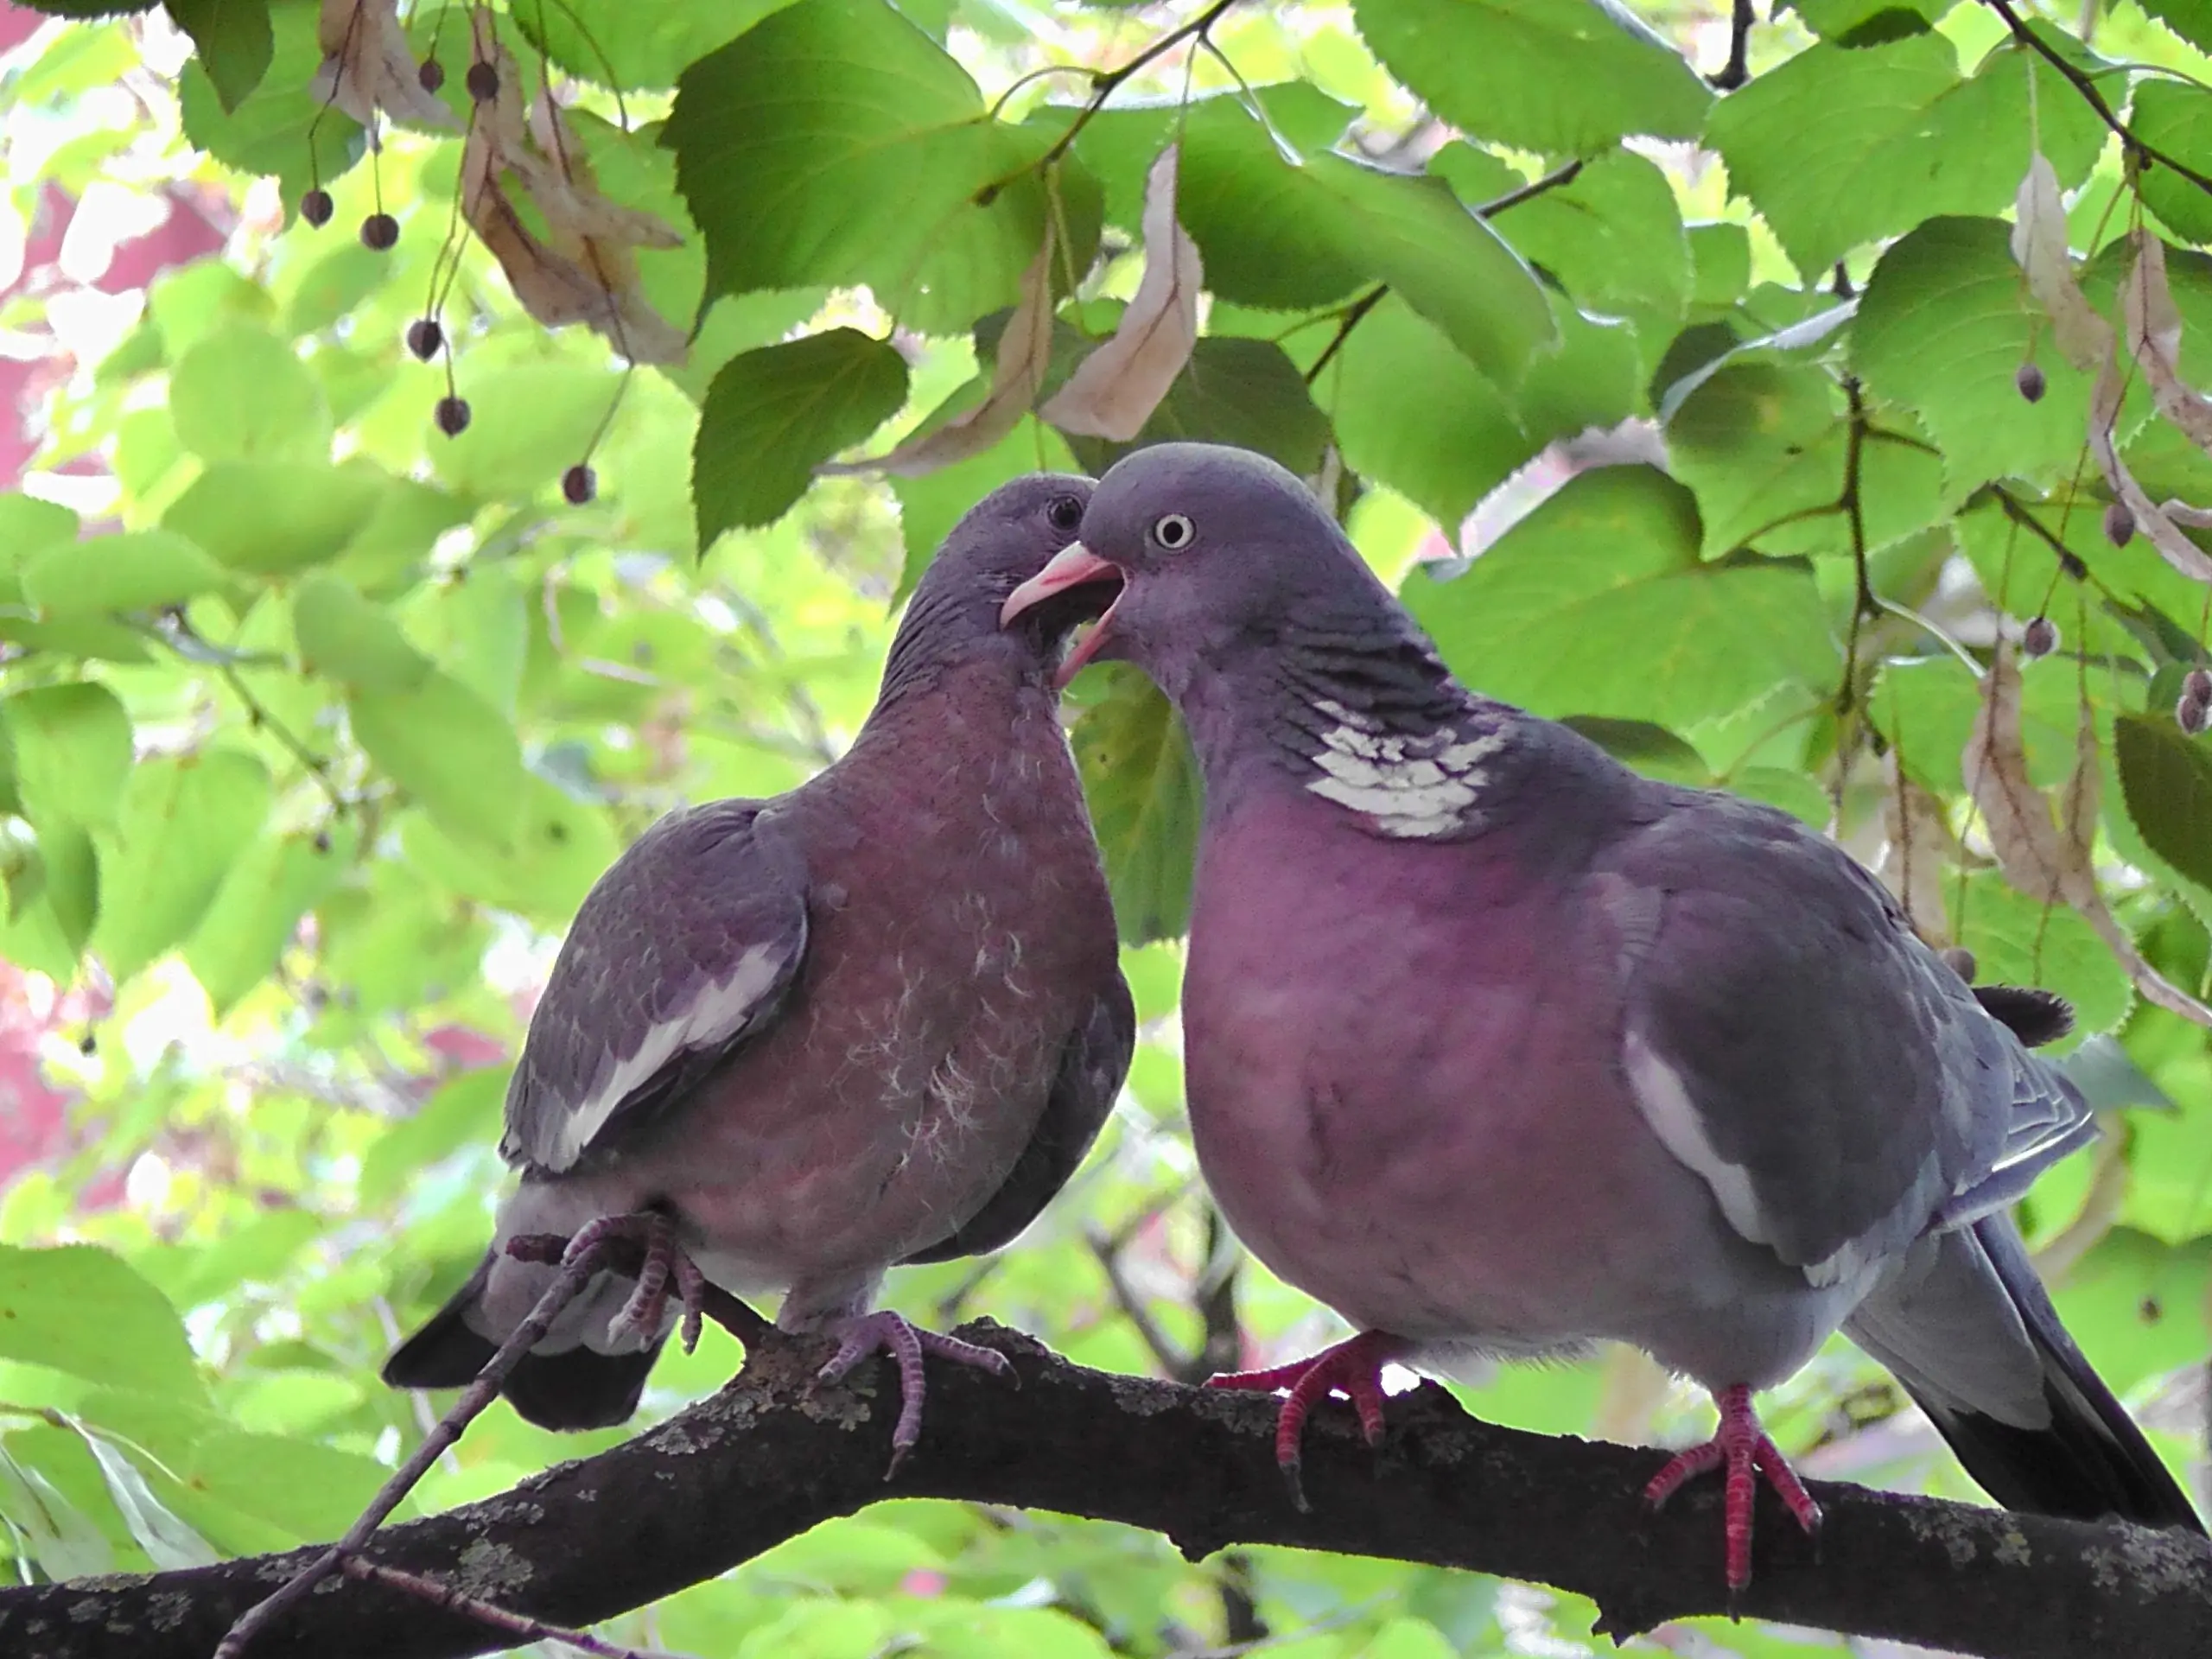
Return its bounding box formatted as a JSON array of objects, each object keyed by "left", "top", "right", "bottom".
[
  {"left": 2087, "top": 345, "right": 2212, "bottom": 582},
  {"left": 2010, "top": 156, "right": 2107, "bottom": 371},
  {"left": 820, "top": 226, "right": 1058, "bottom": 477},
  {"left": 2121, "top": 230, "right": 2212, "bottom": 456},
  {"left": 1040, "top": 144, "right": 1201, "bottom": 441},
  {"left": 456, "top": 21, "right": 687, "bottom": 365},
  {"left": 311, "top": 0, "right": 455, "bottom": 133},
  {"left": 1963, "top": 645, "right": 2212, "bottom": 1027}
]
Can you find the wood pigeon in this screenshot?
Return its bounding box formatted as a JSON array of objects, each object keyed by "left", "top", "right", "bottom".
[
  {"left": 386, "top": 474, "right": 1134, "bottom": 1459},
  {"left": 1000, "top": 442, "right": 2201, "bottom": 1589}
]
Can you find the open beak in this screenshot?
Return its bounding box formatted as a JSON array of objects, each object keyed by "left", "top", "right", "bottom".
[{"left": 1001, "top": 542, "right": 1126, "bottom": 690}]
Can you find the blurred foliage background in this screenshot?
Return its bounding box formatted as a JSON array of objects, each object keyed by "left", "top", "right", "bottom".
[{"left": 3, "top": 0, "right": 2212, "bottom": 1654}]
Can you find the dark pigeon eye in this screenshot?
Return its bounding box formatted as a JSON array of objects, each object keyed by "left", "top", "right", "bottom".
[
  {"left": 1152, "top": 512, "right": 1194, "bottom": 551},
  {"left": 1046, "top": 493, "right": 1084, "bottom": 533}
]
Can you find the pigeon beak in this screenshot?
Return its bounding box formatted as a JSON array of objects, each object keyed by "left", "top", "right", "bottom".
[{"left": 1001, "top": 543, "right": 1126, "bottom": 690}]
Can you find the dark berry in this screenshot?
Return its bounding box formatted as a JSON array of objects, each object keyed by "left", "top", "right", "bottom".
[
  {"left": 360, "top": 212, "right": 399, "bottom": 251},
  {"left": 435, "top": 395, "right": 471, "bottom": 436},
  {"left": 2022, "top": 615, "right": 2059, "bottom": 658},
  {"left": 466, "top": 60, "right": 499, "bottom": 101},
  {"left": 417, "top": 58, "right": 445, "bottom": 92},
  {"left": 301, "top": 188, "right": 334, "bottom": 227},
  {"left": 313, "top": 830, "right": 333, "bottom": 854},
  {"left": 2178, "top": 689, "right": 2210, "bottom": 736},
  {"left": 2015, "top": 361, "right": 2046, "bottom": 404},
  {"left": 406, "top": 318, "right": 444, "bottom": 360},
  {"left": 562, "top": 463, "right": 596, "bottom": 505},
  {"left": 2105, "top": 500, "right": 2136, "bottom": 547},
  {"left": 2187, "top": 668, "right": 2212, "bottom": 702}
]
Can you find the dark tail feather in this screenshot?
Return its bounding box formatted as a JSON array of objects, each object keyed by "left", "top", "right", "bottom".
[
  {"left": 1913, "top": 1221, "right": 2203, "bottom": 1534},
  {"left": 383, "top": 1254, "right": 664, "bottom": 1433}
]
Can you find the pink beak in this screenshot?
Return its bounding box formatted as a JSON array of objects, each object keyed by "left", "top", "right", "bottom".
[{"left": 1000, "top": 542, "right": 1125, "bottom": 690}]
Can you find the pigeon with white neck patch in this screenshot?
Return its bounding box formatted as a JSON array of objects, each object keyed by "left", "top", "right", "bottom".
[
  {"left": 1000, "top": 441, "right": 2201, "bottom": 1591},
  {"left": 385, "top": 474, "right": 1133, "bottom": 1461}
]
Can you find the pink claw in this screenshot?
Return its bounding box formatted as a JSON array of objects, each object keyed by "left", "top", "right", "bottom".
[
  {"left": 1207, "top": 1330, "right": 1408, "bottom": 1510},
  {"left": 814, "top": 1310, "right": 1014, "bottom": 1476},
  {"left": 1644, "top": 1382, "right": 1822, "bottom": 1593}
]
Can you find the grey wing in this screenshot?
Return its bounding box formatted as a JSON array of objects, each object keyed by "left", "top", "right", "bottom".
[
  {"left": 1599, "top": 789, "right": 2092, "bottom": 1288},
  {"left": 502, "top": 798, "right": 811, "bottom": 1175},
  {"left": 899, "top": 975, "right": 1136, "bottom": 1267}
]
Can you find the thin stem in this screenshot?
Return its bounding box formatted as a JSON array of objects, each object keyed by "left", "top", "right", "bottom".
[
  {"left": 1472, "top": 157, "right": 1586, "bottom": 219},
  {"left": 338, "top": 1558, "right": 672, "bottom": 1659},
  {"left": 1981, "top": 0, "right": 2212, "bottom": 200},
  {"left": 1304, "top": 284, "right": 1387, "bottom": 385},
  {"left": 1035, "top": 0, "right": 1243, "bottom": 170},
  {"left": 1710, "top": 0, "right": 1756, "bottom": 91}
]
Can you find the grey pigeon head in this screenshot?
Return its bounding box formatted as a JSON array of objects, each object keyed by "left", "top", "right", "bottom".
[
  {"left": 1002, "top": 443, "right": 1408, "bottom": 698},
  {"left": 890, "top": 472, "right": 1101, "bottom": 692}
]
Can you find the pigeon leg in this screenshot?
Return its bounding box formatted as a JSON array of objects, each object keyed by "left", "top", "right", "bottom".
[
  {"left": 1643, "top": 1382, "right": 1822, "bottom": 1594},
  {"left": 812, "top": 1310, "right": 1015, "bottom": 1476},
  {"left": 1205, "top": 1330, "right": 1408, "bottom": 1510}
]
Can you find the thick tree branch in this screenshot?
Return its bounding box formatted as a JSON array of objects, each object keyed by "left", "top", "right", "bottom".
[{"left": 3, "top": 1324, "right": 2208, "bottom": 1659}]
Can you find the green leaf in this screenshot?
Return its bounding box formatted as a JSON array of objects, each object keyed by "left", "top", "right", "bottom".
[
  {"left": 0, "top": 493, "right": 79, "bottom": 603},
  {"left": 1947, "top": 871, "right": 2133, "bottom": 1038},
  {"left": 185, "top": 824, "right": 352, "bottom": 1015},
  {"left": 292, "top": 572, "right": 431, "bottom": 692},
  {"left": 694, "top": 328, "right": 909, "bottom": 543},
  {"left": 1665, "top": 358, "right": 1847, "bottom": 556},
  {"left": 1319, "top": 296, "right": 1531, "bottom": 529},
  {"left": 399, "top": 773, "right": 620, "bottom": 925},
  {"left": 668, "top": 0, "right": 1052, "bottom": 322},
  {"left": 1464, "top": 148, "right": 1690, "bottom": 366},
  {"left": 165, "top": 0, "right": 273, "bottom": 112},
  {"left": 1351, "top": 0, "right": 1710, "bottom": 154},
  {"left": 2131, "top": 81, "right": 2212, "bottom": 246},
  {"left": 0, "top": 822, "right": 99, "bottom": 979},
  {"left": 2113, "top": 714, "right": 2212, "bottom": 893},
  {"left": 178, "top": 0, "right": 364, "bottom": 202},
  {"left": 93, "top": 750, "right": 274, "bottom": 982},
  {"left": 1706, "top": 33, "right": 2107, "bottom": 276},
  {"left": 3, "top": 682, "right": 133, "bottom": 831},
  {"left": 1307, "top": 153, "right": 1557, "bottom": 387},
  {"left": 2141, "top": 0, "right": 2212, "bottom": 54},
  {"left": 1853, "top": 217, "right": 2105, "bottom": 494},
  {"left": 162, "top": 460, "right": 386, "bottom": 575},
  {"left": 1071, "top": 337, "right": 1329, "bottom": 479},
  {"left": 1403, "top": 466, "right": 1839, "bottom": 728},
  {"left": 359, "top": 1065, "right": 506, "bottom": 1209},
  {"left": 21, "top": 531, "right": 229, "bottom": 616},
  {"left": 526, "top": 0, "right": 800, "bottom": 90},
  {"left": 348, "top": 671, "right": 525, "bottom": 850},
  {"left": 168, "top": 321, "right": 329, "bottom": 462},
  {"left": 1072, "top": 666, "right": 1201, "bottom": 946},
  {"left": 0, "top": 1245, "right": 201, "bottom": 1396}
]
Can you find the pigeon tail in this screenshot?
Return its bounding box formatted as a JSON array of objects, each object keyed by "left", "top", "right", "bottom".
[
  {"left": 382, "top": 1251, "right": 666, "bottom": 1432},
  {"left": 1907, "top": 1220, "right": 2203, "bottom": 1534}
]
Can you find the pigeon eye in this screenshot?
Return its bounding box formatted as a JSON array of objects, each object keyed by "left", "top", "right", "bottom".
[
  {"left": 1152, "top": 512, "right": 1195, "bottom": 551},
  {"left": 1046, "top": 493, "right": 1084, "bottom": 533}
]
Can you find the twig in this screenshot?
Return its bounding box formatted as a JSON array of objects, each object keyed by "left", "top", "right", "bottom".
[
  {"left": 1472, "top": 158, "right": 1586, "bottom": 219},
  {"left": 1089, "top": 1229, "right": 1194, "bottom": 1378},
  {"left": 1304, "top": 285, "right": 1388, "bottom": 385},
  {"left": 1035, "top": 0, "right": 1244, "bottom": 171},
  {"left": 213, "top": 1217, "right": 763, "bottom": 1659},
  {"left": 1709, "top": 0, "right": 1755, "bottom": 91},
  {"left": 338, "top": 1559, "right": 678, "bottom": 1659},
  {"left": 1980, "top": 0, "right": 2212, "bottom": 200}
]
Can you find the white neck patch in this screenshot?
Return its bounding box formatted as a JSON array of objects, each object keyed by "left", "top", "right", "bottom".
[{"left": 1302, "top": 698, "right": 1505, "bottom": 838}]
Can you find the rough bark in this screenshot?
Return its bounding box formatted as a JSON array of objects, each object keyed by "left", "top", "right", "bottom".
[{"left": 2, "top": 1323, "right": 2207, "bottom": 1659}]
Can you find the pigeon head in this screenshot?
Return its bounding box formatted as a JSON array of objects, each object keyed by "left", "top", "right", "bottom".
[
  {"left": 885, "top": 472, "right": 1105, "bottom": 694},
  {"left": 997, "top": 443, "right": 1396, "bottom": 698}
]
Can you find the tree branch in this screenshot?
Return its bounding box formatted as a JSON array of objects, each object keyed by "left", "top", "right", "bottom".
[{"left": 4, "top": 1324, "right": 2208, "bottom": 1659}]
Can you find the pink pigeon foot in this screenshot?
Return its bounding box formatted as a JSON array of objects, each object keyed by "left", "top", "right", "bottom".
[
  {"left": 1643, "top": 1382, "right": 1823, "bottom": 1593},
  {"left": 813, "top": 1310, "right": 1015, "bottom": 1475},
  {"left": 1206, "top": 1330, "right": 1409, "bottom": 1510},
  {"left": 505, "top": 1210, "right": 711, "bottom": 1354}
]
